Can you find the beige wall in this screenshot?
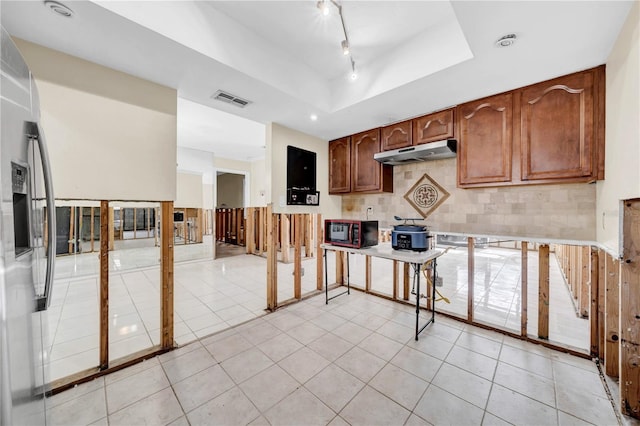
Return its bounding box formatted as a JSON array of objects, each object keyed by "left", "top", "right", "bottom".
[
  {"left": 203, "top": 183, "right": 214, "bottom": 209},
  {"left": 175, "top": 172, "right": 203, "bottom": 208},
  {"left": 250, "top": 159, "right": 267, "bottom": 207},
  {"left": 15, "top": 39, "right": 177, "bottom": 201},
  {"left": 597, "top": 1, "right": 640, "bottom": 255},
  {"left": 268, "top": 123, "right": 341, "bottom": 218},
  {"left": 342, "top": 158, "right": 597, "bottom": 241},
  {"left": 217, "top": 173, "right": 244, "bottom": 208}
]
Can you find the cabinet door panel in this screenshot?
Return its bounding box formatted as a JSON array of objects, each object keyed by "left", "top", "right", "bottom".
[
  {"left": 521, "top": 72, "right": 594, "bottom": 180},
  {"left": 328, "top": 137, "right": 351, "bottom": 194},
  {"left": 381, "top": 120, "right": 411, "bottom": 151},
  {"left": 458, "top": 94, "right": 512, "bottom": 185},
  {"left": 352, "top": 129, "right": 382, "bottom": 192},
  {"left": 412, "top": 109, "right": 455, "bottom": 145}
]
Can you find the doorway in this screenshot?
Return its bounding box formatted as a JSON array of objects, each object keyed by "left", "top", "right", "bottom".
[{"left": 216, "top": 171, "right": 246, "bottom": 259}]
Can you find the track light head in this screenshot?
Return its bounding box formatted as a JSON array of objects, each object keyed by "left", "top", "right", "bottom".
[
  {"left": 341, "top": 40, "right": 350, "bottom": 55},
  {"left": 316, "top": 0, "right": 330, "bottom": 16}
]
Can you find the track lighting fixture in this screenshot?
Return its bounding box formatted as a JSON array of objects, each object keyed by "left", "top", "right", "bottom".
[
  {"left": 317, "top": 0, "right": 358, "bottom": 80},
  {"left": 316, "top": 0, "right": 330, "bottom": 17},
  {"left": 341, "top": 40, "right": 350, "bottom": 55}
]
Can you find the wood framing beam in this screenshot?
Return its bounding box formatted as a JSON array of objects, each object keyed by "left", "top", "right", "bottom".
[
  {"left": 294, "top": 214, "right": 302, "bottom": 299},
  {"left": 68, "top": 206, "right": 75, "bottom": 254},
  {"left": 90, "top": 207, "right": 95, "bottom": 253},
  {"left": 521, "top": 241, "right": 528, "bottom": 337},
  {"left": 468, "top": 237, "right": 475, "bottom": 322},
  {"left": 365, "top": 256, "right": 372, "bottom": 293},
  {"left": 281, "top": 214, "right": 290, "bottom": 263},
  {"left": 99, "top": 201, "right": 109, "bottom": 370},
  {"left": 160, "top": 201, "right": 174, "bottom": 349},
  {"left": 605, "top": 253, "right": 620, "bottom": 378},
  {"left": 590, "top": 248, "right": 599, "bottom": 358},
  {"left": 621, "top": 199, "right": 640, "bottom": 418},
  {"left": 580, "top": 246, "right": 590, "bottom": 318},
  {"left": 538, "top": 244, "right": 550, "bottom": 339},
  {"left": 336, "top": 251, "right": 344, "bottom": 285},
  {"left": 316, "top": 214, "right": 323, "bottom": 291},
  {"left": 598, "top": 249, "right": 606, "bottom": 363},
  {"left": 78, "top": 207, "right": 83, "bottom": 252},
  {"left": 246, "top": 208, "right": 255, "bottom": 254},
  {"left": 393, "top": 260, "right": 399, "bottom": 300},
  {"left": 403, "top": 263, "right": 410, "bottom": 301},
  {"left": 108, "top": 207, "right": 115, "bottom": 251},
  {"left": 266, "top": 204, "right": 278, "bottom": 310}
]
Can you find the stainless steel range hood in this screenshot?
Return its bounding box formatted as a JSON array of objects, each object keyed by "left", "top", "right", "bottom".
[{"left": 374, "top": 139, "right": 457, "bottom": 166}]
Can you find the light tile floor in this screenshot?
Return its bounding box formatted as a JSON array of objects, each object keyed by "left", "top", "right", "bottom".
[
  {"left": 47, "top": 239, "right": 589, "bottom": 382},
  {"left": 46, "top": 290, "right": 621, "bottom": 426}
]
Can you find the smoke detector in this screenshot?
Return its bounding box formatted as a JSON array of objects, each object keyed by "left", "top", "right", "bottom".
[
  {"left": 495, "top": 34, "right": 517, "bottom": 48},
  {"left": 44, "top": 1, "right": 74, "bottom": 18}
]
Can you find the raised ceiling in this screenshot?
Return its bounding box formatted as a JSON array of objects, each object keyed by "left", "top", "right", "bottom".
[{"left": 0, "top": 1, "right": 633, "bottom": 161}]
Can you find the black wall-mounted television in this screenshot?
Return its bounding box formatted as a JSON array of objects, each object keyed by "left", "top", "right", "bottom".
[
  {"left": 286, "top": 145, "right": 319, "bottom": 205},
  {"left": 287, "top": 145, "right": 316, "bottom": 191}
]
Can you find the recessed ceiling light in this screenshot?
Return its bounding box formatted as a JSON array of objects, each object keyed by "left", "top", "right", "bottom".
[
  {"left": 44, "top": 1, "right": 74, "bottom": 18},
  {"left": 495, "top": 34, "right": 517, "bottom": 48},
  {"left": 310, "top": 114, "right": 318, "bottom": 121}
]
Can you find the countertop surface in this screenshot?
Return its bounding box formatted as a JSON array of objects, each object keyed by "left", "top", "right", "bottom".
[{"left": 320, "top": 242, "right": 443, "bottom": 264}]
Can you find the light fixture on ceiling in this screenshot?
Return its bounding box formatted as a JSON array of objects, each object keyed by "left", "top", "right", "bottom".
[
  {"left": 316, "top": 1, "right": 330, "bottom": 17},
  {"left": 495, "top": 34, "right": 517, "bottom": 48},
  {"left": 310, "top": 114, "right": 318, "bottom": 121},
  {"left": 318, "top": 0, "right": 358, "bottom": 80},
  {"left": 44, "top": 0, "right": 74, "bottom": 18},
  {"left": 341, "top": 40, "right": 350, "bottom": 56},
  {"left": 350, "top": 58, "right": 358, "bottom": 80}
]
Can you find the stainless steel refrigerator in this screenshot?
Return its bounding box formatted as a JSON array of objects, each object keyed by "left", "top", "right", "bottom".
[{"left": 1, "top": 27, "right": 56, "bottom": 425}]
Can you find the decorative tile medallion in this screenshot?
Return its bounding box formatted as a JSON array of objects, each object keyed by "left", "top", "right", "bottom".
[{"left": 403, "top": 173, "right": 450, "bottom": 218}]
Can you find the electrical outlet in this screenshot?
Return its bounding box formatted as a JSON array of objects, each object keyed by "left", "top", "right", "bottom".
[{"left": 366, "top": 206, "right": 373, "bottom": 215}]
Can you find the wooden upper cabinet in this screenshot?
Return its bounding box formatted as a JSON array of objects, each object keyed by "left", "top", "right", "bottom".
[
  {"left": 381, "top": 120, "right": 412, "bottom": 151},
  {"left": 458, "top": 93, "right": 513, "bottom": 186},
  {"left": 351, "top": 129, "right": 393, "bottom": 193},
  {"left": 521, "top": 70, "right": 596, "bottom": 180},
  {"left": 328, "top": 137, "right": 351, "bottom": 194},
  {"left": 412, "top": 109, "right": 455, "bottom": 145}
]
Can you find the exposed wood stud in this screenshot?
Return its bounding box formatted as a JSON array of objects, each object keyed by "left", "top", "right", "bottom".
[
  {"left": 160, "top": 201, "right": 174, "bottom": 349},
  {"left": 68, "top": 206, "right": 75, "bottom": 254},
  {"left": 468, "top": 237, "right": 475, "bottom": 322},
  {"left": 403, "top": 263, "right": 410, "bottom": 301},
  {"left": 598, "top": 249, "right": 606, "bottom": 363},
  {"left": 365, "top": 256, "right": 372, "bottom": 293},
  {"left": 266, "top": 204, "right": 277, "bottom": 310},
  {"left": 316, "top": 214, "right": 323, "bottom": 291},
  {"left": 580, "top": 246, "right": 590, "bottom": 318},
  {"left": 589, "top": 247, "right": 599, "bottom": 358},
  {"left": 335, "top": 251, "right": 343, "bottom": 286},
  {"left": 621, "top": 199, "right": 640, "bottom": 418},
  {"left": 393, "top": 260, "right": 399, "bottom": 300},
  {"left": 90, "top": 207, "right": 95, "bottom": 253},
  {"left": 99, "top": 201, "right": 109, "bottom": 370},
  {"left": 605, "top": 253, "right": 620, "bottom": 378},
  {"left": 108, "top": 207, "right": 115, "bottom": 251},
  {"left": 294, "top": 214, "right": 302, "bottom": 299},
  {"left": 281, "top": 214, "right": 290, "bottom": 263},
  {"left": 521, "top": 241, "right": 528, "bottom": 337},
  {"left": 538, "top": 244, "right": 550, "bottom": 339}
]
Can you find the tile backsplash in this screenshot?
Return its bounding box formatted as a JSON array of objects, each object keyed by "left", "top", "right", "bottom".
[{"left": 341, "top": 158, "right": 596, "bottom": 241}]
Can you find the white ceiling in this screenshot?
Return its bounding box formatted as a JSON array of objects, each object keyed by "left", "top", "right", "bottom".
[{"left": 0, "top": 1, "right": 634, "bottom": 162}]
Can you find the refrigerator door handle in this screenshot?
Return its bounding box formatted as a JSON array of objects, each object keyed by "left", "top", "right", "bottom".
[{"left": 31, "top": 122, "right": 56, "bottom": 311}]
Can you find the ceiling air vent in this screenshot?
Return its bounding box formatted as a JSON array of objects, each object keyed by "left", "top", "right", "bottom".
[{"left": 211, "top": 90, "right": 252, "bottom": 108}]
